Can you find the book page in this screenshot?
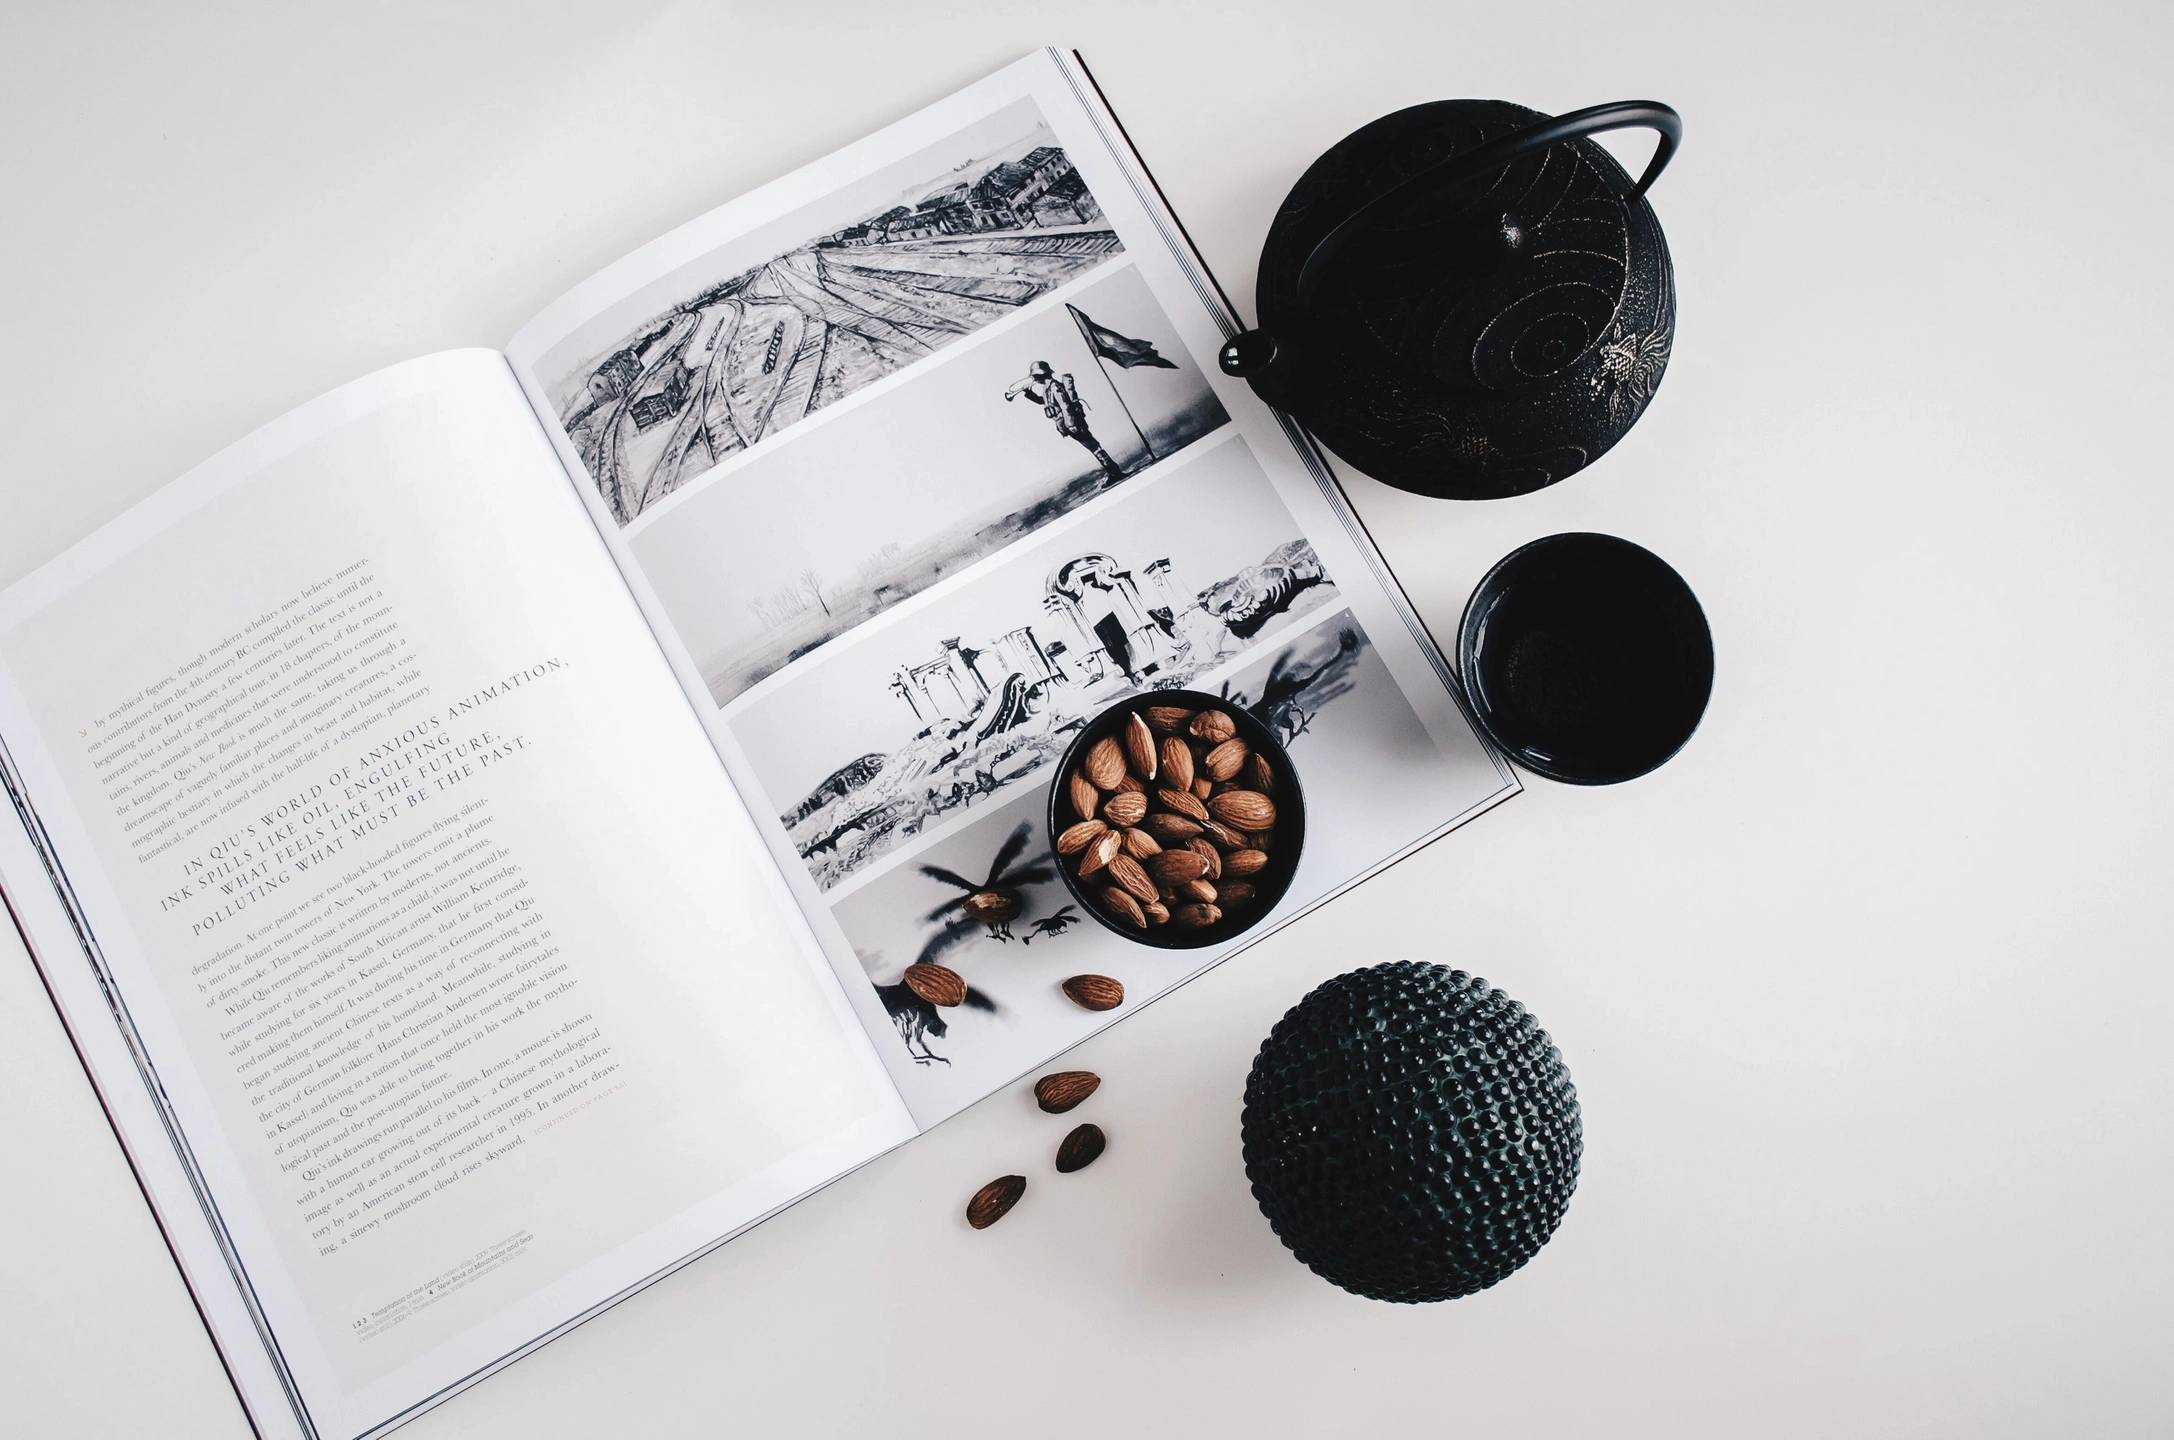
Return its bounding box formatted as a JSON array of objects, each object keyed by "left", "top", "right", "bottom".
[
  {"left": 0, "top": 351, "right": 911, "bottom": 1440},
  {"left": 505, "top": 50, "right": 1519, "bottom": 1128}
]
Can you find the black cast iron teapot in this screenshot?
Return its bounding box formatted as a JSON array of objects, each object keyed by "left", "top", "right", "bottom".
[{"left": 1220, "top": 100, "right": 1681, "bottom": 500}]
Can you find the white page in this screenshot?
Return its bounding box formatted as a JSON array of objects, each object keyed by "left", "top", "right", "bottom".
[
  {"left": 505, "top": 50, "right": 1519, "bottom": 1126},
  {"left": 0, "top": 350, "right": 912, "bottom": 1439}
]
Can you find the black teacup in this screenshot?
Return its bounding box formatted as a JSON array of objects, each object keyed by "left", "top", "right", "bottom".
[{"left": 1456, "top": 533, "right": 1712, "bottom": 784}]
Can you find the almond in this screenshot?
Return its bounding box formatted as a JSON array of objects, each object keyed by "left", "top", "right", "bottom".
[
  {"left": 1143, "top": 900, "right": 1169, "bottom": 926},
  {"left": 1055, "top": 1122, "right": 1106, "bottom": 1174},
  {"left": 1144, "top": 704, "right": 1193, "bottom": 733},
  {"left": 1159, "top": 736, "right": 1195, "bottom": 792},
  {"left": 1208, "top": 790, "right": 1276, "bottom": 830},
  {"left": 1121, "top": 828, "right": 1161, "bottom": 859},
  {"left": 1096, "top": 885, "right": 1146, "bottom": 928},
  {"left": 1078, "top": 828, "right": 1121, "bottom": 877},
  {"left": 1172, "top": 902, "right": 1222, "bottom": 929},
  {"left": 1191, "top": 777, "right": 1213, "bottom": 800},
  {"left": 1102, "top": 790, "right": 1148, "bottom": 828},
  {"left": 1122, "top": 712, "right": 1157, "bottom": 780},
  {"left": 1186, "top": 837, "right": 1222, "bottom": 880},
  {"left": 1143, "top": 812, "right": 1202, "bottom": 843},
  {"left": 1034, "top": 1071, "right": 1101, "bottom": 1114},
  {"left": 1146, "top": 849, "right": 1207, "bottom": 886},
  {"left": 1105, "top": 853, "right": 1157, "bottom": 904},
  {"left": 903, "top": 963, "right": 966, "bottom": 1007},
  {"left": 967, "top": 1174, "right": 1026, "bottom": 1229},
  {"left": 1249, "top": 753, "right": 1276, "bottom": 792},
  {"left": 1202, "top": 820, "right": 1245, "bottom": 849},
  {"left": 1084, "top": 736, "right": 1125, "bottom": 790},
  {"left": 1113, "top": 772, "right": 1146, "bottom": 794},
  {"left": 1055, "top": 818, "right": 1107, "bottom": 855},
  {"left": 1178, "top": 878, "right": 1218, "bottom": 904},
  {"left": 1157, "top": 787, "right": 1210, "bottom": 823},
  {"left": 1224, "top": 847, "right": 1269, "bottom": 877},
  {"left": 1068, "top": 770, "right": 1101, "bottom": 822},
  {"left": 1062, "top": 974, "right": 1125, "bottom": 1011},
  {"left": 1188, "top": 710, "right": 1236, "bottom": 744},
  {"left": 1219, "top": 881, "right": 1256, "bottom": 904},
  {"left": 1202, "top": 737, "right": 1249, "bottom": 782}
]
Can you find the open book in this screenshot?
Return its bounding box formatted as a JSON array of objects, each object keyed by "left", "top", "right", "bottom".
[{"left": 0, "top": 50, "right": 1517, "bottom": 1439}]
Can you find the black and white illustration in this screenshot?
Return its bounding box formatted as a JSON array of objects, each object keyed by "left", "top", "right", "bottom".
[
  {"left": 628, "top": 264, "right": 1229, "bottom": 706},
  {"left": 726, "top": 438, "right": 1339, "bottom": 891},
  {"left": 537, "top": 101, "right": 1123, "bottom": 524},
  {"left": 830, "top": 611, "right": 1445, "bottom": 1087}
]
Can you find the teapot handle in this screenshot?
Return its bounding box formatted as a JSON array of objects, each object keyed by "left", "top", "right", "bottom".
[{"left": 1292, "top": 99, "right": 1681, "bottom": 309}]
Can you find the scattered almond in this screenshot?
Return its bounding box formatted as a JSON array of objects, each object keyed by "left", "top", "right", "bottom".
[
  {"left": 903, "top": 963, "right": 966, "bottom": 1007},
  {"left": 1034, "top": 1071, "right": 1101, "bottom": 1114},
  {"left": 967, "top": 1174, "right": 1026, "bottom": 1229},
  {"left": 1055, "top": 1123, "right": 1106, "bottom": 1174},
  {"left": 1062, "top": 975, "right": 1125, "bottom": 1011}
]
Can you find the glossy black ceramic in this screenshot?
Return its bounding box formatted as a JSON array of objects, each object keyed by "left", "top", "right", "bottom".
[
  {"left": 1047, "top": 690, "right": 1306, "bottom": 949},
  {"left": 1456, "top": 533, "right": 1711, "bottom": 784}
]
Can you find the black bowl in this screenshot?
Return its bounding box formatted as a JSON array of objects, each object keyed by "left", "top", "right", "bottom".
[
  {"left": 1456, "top": 533, "right": 1713, "bottom": 785},
  {"left": 1047, "top": 690, "right": 1307, "bottom": 949}
]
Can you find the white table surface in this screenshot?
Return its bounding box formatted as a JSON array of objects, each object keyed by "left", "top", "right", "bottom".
[{"left": 4, "top": 3, "right": 2170, "bottom": 1435}]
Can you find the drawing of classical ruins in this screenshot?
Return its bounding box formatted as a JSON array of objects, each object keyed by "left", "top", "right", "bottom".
[
  {"left": 774, "top": 539, "right": 1335, "bottom": 889},
  {"left": 887, "top": 553, "right": 1188, "bottom": 727}
]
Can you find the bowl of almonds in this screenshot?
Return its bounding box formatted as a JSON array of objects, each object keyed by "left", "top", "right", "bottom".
[{"left": 1046, "top": 691, "right": 1305, "bottom": 949}]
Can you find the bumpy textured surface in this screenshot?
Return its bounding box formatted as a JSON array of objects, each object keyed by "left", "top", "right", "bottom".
[{"left": 1242, "top": 963, "right": 1581, "bottom": 1302}]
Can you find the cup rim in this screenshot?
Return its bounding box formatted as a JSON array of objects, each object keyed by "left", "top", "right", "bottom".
[{"left": 1455, "top": 531, "right": 1713, "bottom": 786}]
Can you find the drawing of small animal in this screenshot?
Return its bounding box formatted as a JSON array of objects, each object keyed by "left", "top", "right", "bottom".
[
  {"left": 873, "top": 975, "right": 997, "bottom": 1066},
  {"left": 918, "top": 821, "right": 1055, "bottom": 942},
  {"left": 1020, "top": 904, "right": 1079, "bottom": 944}
]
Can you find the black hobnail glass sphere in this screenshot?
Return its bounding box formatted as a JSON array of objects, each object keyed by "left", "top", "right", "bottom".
[{"left": 1241, "top": 962, "right": 1581, "bottom": 1302}]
